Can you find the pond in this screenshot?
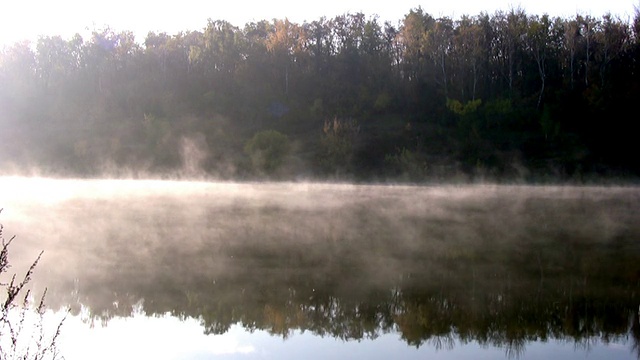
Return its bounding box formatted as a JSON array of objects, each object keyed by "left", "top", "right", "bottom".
[{"left": 1, "top": 177, "right": 639, "bottom": 359}]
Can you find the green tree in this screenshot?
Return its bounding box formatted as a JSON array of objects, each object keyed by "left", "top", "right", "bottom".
[{"left": 244, "top": 130, "right": 291, "bottom": 176}]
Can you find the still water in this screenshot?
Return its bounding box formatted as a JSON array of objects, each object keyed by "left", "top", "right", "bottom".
[{"left": 1, "top": 177, "right": 639, "bottom": 359}]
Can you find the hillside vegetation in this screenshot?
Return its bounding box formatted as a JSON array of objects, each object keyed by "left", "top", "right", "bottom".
[{"left": 1, "top": 8, "right": 639, "bottom": 182}]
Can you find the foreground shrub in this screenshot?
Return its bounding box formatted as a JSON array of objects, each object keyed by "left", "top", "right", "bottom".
[{"left": 1, "top": 211, "right": 65, "bottom": 360}]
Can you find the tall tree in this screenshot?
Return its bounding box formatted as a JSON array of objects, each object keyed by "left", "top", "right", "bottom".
[
  {"left": 425, "top": 17, "right": 454, "bottom": 97},
  {"left": 491, "top": 9, "right": 528, "bottom": 96},
  {"left": 579, "top": 15, "right": 599, "bottom": 87},
  {"left": 452, "top": 15, "right": 486, "bottom": 101},
  {"left": 595, "top": 14, "right": 629, "bottom": 88},
  {"left": 399, "top": 8, "right": 434, "bottom": 82},
  {"left": 526, "top": 15, "right": 553, "bottom": 107}
]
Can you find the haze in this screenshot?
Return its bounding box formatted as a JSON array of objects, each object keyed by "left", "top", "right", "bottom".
[{"left": 1, "top": 177, "right": 639, "bottom": 359}]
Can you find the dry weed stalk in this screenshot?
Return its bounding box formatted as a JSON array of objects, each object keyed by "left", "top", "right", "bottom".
[{"left": 1, "top": 210, "right": 66, "bottom": 360}]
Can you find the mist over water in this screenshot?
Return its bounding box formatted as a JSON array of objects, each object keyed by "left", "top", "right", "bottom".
[{"left": 1, "top": 177, "right": 639, "bottom": 359}]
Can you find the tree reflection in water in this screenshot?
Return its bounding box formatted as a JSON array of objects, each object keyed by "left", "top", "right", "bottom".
[{"left": 3, "top": 182, "right": 639, "bottom": 358}]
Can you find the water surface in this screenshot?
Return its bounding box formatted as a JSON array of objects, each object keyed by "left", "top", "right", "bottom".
[{"left": 1, "top": 177, "right": 638, "bottom": 359}]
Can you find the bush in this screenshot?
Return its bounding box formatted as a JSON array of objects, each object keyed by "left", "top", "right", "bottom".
[
  {"left": 244, "top": 130, "right": 291, "bottom": 176},
  {"left": 384, "top": 147, "right": 428, "bottom": 181},
  {"left": 319, "top": 117, "right": 360, "bottom": 176}
]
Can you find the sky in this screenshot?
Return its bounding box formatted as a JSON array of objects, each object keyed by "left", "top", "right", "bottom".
[
  {"left": 0, "top": 0, "right": 637, "bottom": 48},
  {"left": 55, "top": 313, "right": 635, "bottom": 360}
]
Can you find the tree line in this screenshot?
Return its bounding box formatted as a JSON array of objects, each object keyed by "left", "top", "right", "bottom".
[{"left": 1, "top": 8, "right": 639, "bottom": 181}]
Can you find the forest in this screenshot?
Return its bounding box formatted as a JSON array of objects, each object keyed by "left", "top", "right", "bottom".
[{"left": 1, "top": 7, "right": 639, "bottom": 182}]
